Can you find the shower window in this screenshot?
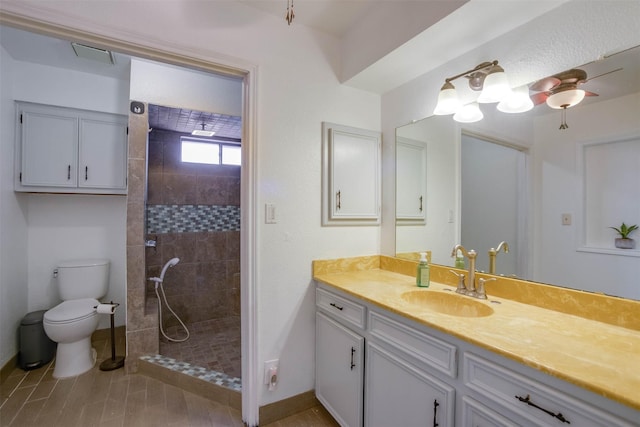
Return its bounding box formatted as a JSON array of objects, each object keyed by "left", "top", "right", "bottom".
[{"left": 181, "top": 136, "right": 241, "bottom": 166}]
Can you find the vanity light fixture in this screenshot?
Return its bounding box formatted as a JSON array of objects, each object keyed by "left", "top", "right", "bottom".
[
  {"left": 497, "top": 85, "right": 534, "bottom": 113},
  {"left": 434, "top": 60, "right": 528, "bottom": 121},
  {"left": 453, "top": 102, "right": 483, "bottom": 123}
]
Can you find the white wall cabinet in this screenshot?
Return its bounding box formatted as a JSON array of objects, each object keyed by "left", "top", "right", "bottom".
[
  {"left": 396, "top": 137, "right": 427, "bottom": 224},
  {"left": 315, "top": 282, "right": 639, "bottom": 427},
  {"left": 321, "top": 122, "right": 381, "bottom": 226},
  {"left": 15, "top": 102, "right": 128, "bottom": 194}
]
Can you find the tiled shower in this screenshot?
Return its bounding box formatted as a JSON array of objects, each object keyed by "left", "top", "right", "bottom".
[{"left": 144, "top": 127, "right": 241, "bottom": 380}]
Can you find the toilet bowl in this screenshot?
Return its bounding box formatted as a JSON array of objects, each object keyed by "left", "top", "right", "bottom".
[
  {"left": 43, "top": 298, "right": 100, "bottom": 378},
  {"left": 43, "top": 259, "right": 110, "bottom": 379}
]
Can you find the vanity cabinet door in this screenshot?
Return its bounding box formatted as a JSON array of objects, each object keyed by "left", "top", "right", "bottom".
[
  {"left": 365, "top": 342, "right": 455, "bottom": 427},
  {"left": 316, "top": 312, "right": 364, "bottom": 427}
]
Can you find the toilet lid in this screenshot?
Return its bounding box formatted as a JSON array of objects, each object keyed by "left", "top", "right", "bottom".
[{"left": 44, "top": 298, "right": 99, "bottom": 324}]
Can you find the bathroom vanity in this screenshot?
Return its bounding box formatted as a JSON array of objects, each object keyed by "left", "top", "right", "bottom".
[{"left": 313, "top": 256, "right": 640, "bottom": 427}]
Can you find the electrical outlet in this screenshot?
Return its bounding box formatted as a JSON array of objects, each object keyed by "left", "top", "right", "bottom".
[
  {"left": 562, "top": 213, "right": 572, "bottom": 226},
  {"left": 264, "top": 359, "right": 279, "bottom": 390}
]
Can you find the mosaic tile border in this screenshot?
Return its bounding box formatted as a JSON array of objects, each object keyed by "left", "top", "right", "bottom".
[
  {"left": 139, "top": 354, "right": 242, "bottom": 392},
  {"left": 146, "top": 204, "right": 240, "bottom": 234}
]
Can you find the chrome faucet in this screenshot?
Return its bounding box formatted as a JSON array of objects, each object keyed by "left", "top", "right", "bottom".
[
  {"left": 451, "top": 244, "right": 477, "bottom": 297},
  {"left": 488, "top": 241, "right": 509, "bottom": 275}
]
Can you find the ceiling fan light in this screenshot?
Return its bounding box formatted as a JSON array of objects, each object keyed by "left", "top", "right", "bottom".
[
  {"left": 497, "top": 85, "right": 534, "bottom": 113},
  {"left": 453, "top": 102, "right": 483, "bottom": 123},
  {"left": 477, "top": 65, "right": 511, "bottom": 103},
  {"left": 433, "top": 81, "right": 461, "bottom": 115},
  {"left": 546, "top": 88, "right": 585, "bottom": 109}
]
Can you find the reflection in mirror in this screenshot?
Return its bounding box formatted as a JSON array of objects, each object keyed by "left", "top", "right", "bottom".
[{"left": 396, "top": 45, "right": 640, "bottom": 300}]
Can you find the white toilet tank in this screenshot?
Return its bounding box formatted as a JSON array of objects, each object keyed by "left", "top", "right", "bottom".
[{"left": 57, "top": 259, "right": 110, "bottom": 300}]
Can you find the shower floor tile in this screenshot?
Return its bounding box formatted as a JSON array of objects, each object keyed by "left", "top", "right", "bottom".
[{"left": 159, "top": 315, "right": 241, "bottom": 381}]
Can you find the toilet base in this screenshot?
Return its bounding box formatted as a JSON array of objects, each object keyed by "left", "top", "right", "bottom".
[{"left": 52, "top": 337, "right": 96, "bottom": 378}]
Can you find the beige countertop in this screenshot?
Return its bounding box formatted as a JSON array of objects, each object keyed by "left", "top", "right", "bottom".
[{"left": 313, "top": 258, "right": 640, "bottom": 412}]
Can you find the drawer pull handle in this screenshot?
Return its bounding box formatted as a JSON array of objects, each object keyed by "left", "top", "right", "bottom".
[
  {"left": 329, "top": 302, "right": 344, "bottom": 311},
  {"left": 67, "top": 165, "right": 71, "bottom": 180},
  {"left": 419, "top": 195, "right": 423, "bottom": 213},
  {"left": 85, "top": 166, "right": 88, "bottom": 181},
  {"left": 350, "top": 347, "right": 356, "bottom": 370},
  {"left": 336, "top": 190, "right": 341, "bottom": 210},
  {"left": 433, "top": 399, "right": 439, "bottom": 427},
  {"left": 515, "top": 394, "right": 570, "bottom": 424}
]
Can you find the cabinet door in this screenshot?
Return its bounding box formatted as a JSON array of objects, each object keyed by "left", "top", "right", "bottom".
[
  {"left": 396, "top": 137, "right": 427, "bottom": 223},
  {"left": 20, "top": 108, "right": 78, "bottom": 188},
  {"left": 365, "top": 342, "right": 455, "bottom": 427},
  {"left": 316, "top": 312, "right": 364, "bottom": 427},
  {"left": 322, "top": 122, "right": 381, "bottom": 225},
  {"left": 79, "top": 116, "right": 128, "bottom": 190}
]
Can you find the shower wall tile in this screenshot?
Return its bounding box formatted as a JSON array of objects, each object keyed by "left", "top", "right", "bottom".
[
  {"left": 163, "top": 174, "right": 197, "bottom": 204},
  {"left": 128, "top": 158, "right": 146, "bottom": 202},
  {"left": 146, "top": 172, "right": 163, "bottom": 205},
  {"left": 127, "top": 200, "right": 145, "bottom": 246},
  {"left": 146, "top": 205, "right": 240, "bottom": 234},
  {"left": 196, "top": 232, "right": 228, "bottom": 261},
  {"left": 146, "top": 128, "right": 241, "bottom": 325},
  {"left": 226, "top": 231, "right": 241, "bottom": 259},
  {"left": 160, "top": 232, "right": 198, "bottom": 264}
]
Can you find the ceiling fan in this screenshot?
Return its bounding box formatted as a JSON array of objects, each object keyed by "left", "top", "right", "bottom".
[{"left": 529, "top": 67, "right": 621, "bottom": 129}]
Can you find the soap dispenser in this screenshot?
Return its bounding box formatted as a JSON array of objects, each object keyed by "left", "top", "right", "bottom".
[{"left": 416, "top": 252, "right": 430, "bottom": 288}]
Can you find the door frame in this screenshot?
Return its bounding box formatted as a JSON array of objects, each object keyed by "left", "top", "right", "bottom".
[{"left": 0, "top": 11, "right": 260, "bottom": 426}]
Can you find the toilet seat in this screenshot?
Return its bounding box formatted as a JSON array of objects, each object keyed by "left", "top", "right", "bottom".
[{"left": 44, "top": 298, "right": 99, "bottom": 324}]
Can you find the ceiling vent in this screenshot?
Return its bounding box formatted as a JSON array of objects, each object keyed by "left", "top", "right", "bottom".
[{"left": 71, "top": 42, "right": 115, "bottom": 65}]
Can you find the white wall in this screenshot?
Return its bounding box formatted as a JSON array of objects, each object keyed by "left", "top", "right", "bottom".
[
  {"left": 0, "top": 45, "right": 29, "bottom": 368},
  {"left": 6, "top": 59, "right": 131, "bottom": 330},
  {"left": 533, "top": 93, "right": 640, "bottom": 299},
  {"left": 129, "top": 59, "right": 242, "bottom": 116}
]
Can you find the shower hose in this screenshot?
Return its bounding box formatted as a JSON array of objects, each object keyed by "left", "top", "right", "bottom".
[{"left": 154, "top": 281, "right": 190, "bottom": 343}]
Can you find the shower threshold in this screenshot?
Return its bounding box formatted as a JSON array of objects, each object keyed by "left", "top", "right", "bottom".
[{"left": 140, "top": 354, "right": 242, "bottom": 392}]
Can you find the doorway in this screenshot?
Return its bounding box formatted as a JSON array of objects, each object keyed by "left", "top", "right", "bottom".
[{"left": 461, "top": 132, "right": 528, "bottom": 277}]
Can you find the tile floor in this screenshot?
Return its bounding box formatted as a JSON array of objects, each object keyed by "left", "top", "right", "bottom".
[
  {"left": 1, "top": 329, "right": 338, "bottom": 427},
  {"left": 160, "top": 316, "right": 241, "bottom": 380}
]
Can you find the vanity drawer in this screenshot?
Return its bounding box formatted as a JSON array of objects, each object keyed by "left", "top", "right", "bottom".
[
  {"left": 369, "top": 310, "right": 457, "bottom": 378},
  {"left": 464, "top": 352, "right": 635, "bottom": 427},
  {"left": 316, "top": 287, "right": 366, "bottom": 330}
]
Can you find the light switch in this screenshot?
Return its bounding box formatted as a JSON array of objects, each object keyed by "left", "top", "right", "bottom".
[{"left": 265, "top": 203, "right": 277, "bottom": 224}]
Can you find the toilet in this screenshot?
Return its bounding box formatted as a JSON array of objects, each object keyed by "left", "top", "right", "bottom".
[{"left": 43, "top": 259, "right": 110, "bottom": 378}]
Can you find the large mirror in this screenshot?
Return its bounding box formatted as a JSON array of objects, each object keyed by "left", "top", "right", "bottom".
[{"left": 396, "top": 45, "right": 640, "bottom": 300}]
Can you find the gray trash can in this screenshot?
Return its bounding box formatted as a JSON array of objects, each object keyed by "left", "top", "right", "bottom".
[{"left": 19, "top": 310, "right": 56, "bottom": 370}]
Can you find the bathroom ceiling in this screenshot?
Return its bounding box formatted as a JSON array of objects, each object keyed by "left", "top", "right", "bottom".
[
  {"left": 238, "top": 0, "right": 380, "bottom": 37},
  {"left": 147, "top": 105, "right": 242, "bottom": 140}
]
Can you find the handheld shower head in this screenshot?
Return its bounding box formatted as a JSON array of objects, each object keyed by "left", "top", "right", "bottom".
[{"left": 159, "top": 257, "right": 180, "bottom": 281}]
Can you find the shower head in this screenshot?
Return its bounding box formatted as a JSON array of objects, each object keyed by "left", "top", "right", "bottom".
[{"left": 159, "top": 257, "right": 180, "bottom": 282}]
